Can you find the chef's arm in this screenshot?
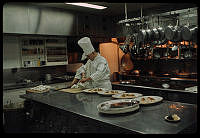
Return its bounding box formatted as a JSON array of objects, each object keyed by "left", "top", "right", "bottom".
[
  {"left": 79, "top": 77, "right": 92, "bottom": 83},
  {"left": 69, "top": 78, "right": 79, "bottom": 87}
]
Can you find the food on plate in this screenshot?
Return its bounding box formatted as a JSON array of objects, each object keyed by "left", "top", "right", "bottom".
[
  {"left": 110, "top": 102, "right": 131, "bottom": 108},
  {"left": 87, "top": 88, "right": 103, "bottom": 92},
  {"left": 121, "top": 93, "right": 135, "bottom": 97},
  {"left": 105, "top": 90, "right": 119, "bottom": 94},
  {"left": 147, "top": 97, "right": 155, "bottom": 101},
  {"left": 167, "top": 114, "right": 180, "bottom": 121},
  {"left": 140, "top": 97, "right": 155, "bottom": 103},
  {"left": 141, "top": 98, "right": 145, "bottom": 101}
]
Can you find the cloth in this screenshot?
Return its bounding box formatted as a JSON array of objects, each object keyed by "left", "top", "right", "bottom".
[
  {"left": 82, "top": 53, "right": 112, "bottom": 90},
  {"left": 78, "top": 37, "right": 95, "bottom": 56}
]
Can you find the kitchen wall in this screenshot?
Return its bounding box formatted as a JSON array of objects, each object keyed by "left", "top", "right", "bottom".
[{"left": 3, "top": 35, "right": 22, "bottom": 69}]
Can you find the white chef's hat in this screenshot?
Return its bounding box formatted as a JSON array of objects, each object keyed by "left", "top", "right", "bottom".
[
  {"left": 78, "top": 37, "right": 95, "bottom": 56},
  {"left": 81, "top": 53, "right": 87, "bottom": 61}
]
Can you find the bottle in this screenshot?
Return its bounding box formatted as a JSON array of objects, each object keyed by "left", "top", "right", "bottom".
[{"left": 37, "top": 58, "right": 40, "bottom": 66}]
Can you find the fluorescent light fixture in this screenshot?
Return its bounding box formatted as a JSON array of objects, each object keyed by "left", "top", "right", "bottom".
[{"left": 65, "top": 3, "right": 107, "bottom": 10}]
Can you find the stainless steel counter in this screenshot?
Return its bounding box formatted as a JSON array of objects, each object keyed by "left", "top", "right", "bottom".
[{"left": 20, "top": 90, "right": 197, "bottom": 134}]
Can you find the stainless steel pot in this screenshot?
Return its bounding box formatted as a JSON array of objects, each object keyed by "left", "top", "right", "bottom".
[
  {"left": 181, "top": 25, "right": 197, "bottom": 41},
  {"left": 164, "top": 25, "right": 176, "bottom": 41},
  {"left": 137, "top": 29, "right": 147, "bottom": 42},
  {"left": 157, "top": 27, "right": 165, "bottom": 40},
  {"left": 173, "top": 26, "right": 182, "bottom": 42},
  {"left": 146, "top": 29, "right": 152, "bottom": 42},
  {"left": 152, "top": 28, "right": 160, "bottom": 40},
  {"left": 45, "top": 74, "right": 52, "bottom": 81},
  {"left": 191, "top": 26, "right": 198, "bottom": 43}
]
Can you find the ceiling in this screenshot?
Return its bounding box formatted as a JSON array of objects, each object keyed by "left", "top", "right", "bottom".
[{"left": 30, "top": 3, "right": 197, "bottom": 17}]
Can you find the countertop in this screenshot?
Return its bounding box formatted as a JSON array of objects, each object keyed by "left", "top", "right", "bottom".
[{"left": 20, "top": 89, "right": 197, "bottom": 134}]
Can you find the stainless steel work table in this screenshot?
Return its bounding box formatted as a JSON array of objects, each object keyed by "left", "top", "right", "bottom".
[{"left": 20, "top": 90, "right": 197, "bottom": 134}]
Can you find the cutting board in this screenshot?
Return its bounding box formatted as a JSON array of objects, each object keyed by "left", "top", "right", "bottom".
[{"left": 59, "top": 88, "right": 84, "bottom": 93}]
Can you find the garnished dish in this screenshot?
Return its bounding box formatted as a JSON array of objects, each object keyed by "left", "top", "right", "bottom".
[
  {"left": 97, "top": 99, "right": 139, "bottom": 114},
  {"left": 112, "top": 93, "right": 143, "bottom": 99},
  {"left": 83, "top": 88, "right": 107, "bottom": 93},
  {"left": 97, "top": 90, "right": 126, "bottom": 96},
  {"left": 135, "top": 96, "right": 163, "bottom": 105},
  {"left": 165, "top": 114, "right": 181, "bottom": 122}
]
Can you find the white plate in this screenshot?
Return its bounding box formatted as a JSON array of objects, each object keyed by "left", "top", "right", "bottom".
[
  {"left": 112, "top": 93, "right": 143, "bottom": 99},
  {"left": 83, "top": 88, "right": 107, "bottom": 93},
  {"left": 164, "top": 115, "right": 181, "bottom": 122},
  {"left": 97, "top": 99, "right": 140, "bottom": 114},
  {"left": 97, "top": 90, "right": 126, "bottom": 96},
  {"left": 135, "top": 96, "right": 163, "bottom": 105}
]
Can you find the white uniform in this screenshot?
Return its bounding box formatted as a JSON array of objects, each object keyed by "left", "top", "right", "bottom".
[
  {"left": 77, "top": 37, "right": 112, "bottom": 90},
  {"left": 82, "top": 53, "right": 112, "bottom": 90}
]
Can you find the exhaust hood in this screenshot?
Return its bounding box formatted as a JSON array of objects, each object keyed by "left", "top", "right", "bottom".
[{"left": 3, "top": 3, "right": 76, "bottom": 36}]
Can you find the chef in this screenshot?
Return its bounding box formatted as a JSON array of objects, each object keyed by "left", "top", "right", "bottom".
[{"left": 78, "top": 37, "right": 112, "bottom": 90}]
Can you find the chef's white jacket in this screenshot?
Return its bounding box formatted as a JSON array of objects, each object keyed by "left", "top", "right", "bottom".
[{"left": 77, "top": 53, "right": 112, "bottom": 90}]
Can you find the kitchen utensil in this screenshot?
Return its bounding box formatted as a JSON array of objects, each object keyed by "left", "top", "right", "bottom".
[
  {"left": 172, "top": 45, "right": 178, "bottom": 51},
  {"left": 181, "top": 25, "right": 197, "bottom": 41},
  {"left": 157, "top": 26, "right": 165, "bottom": 40},
  {"left": 164, "top": 25, "right": 176, "bottom": 41},
  {"left": 162, "top": 83, "right": 170, "bottom": 89},
  {"left": 137, "top": 29, "right": 147, "bottom": 42},
  {"left": 173, "top": 26, "right": 182, "bottom": 42},
  {"left": 152, "top": 28, "right": 160, "bottom": 40},
  {"left": 146, "top": 29, "right": 152, "bottom": 42},
  {"left": 154, "top": 51, "right": 160, "bottom": 59},
  {"left": 45, "top": 74, "right": 52, "bottom": 81}
]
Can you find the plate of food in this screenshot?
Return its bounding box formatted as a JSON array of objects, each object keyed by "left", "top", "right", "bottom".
[
  {"left": 97, "top": 99, "right": 140, "bottom": 114},
  {"left": 112, "top": 93, "right": 143, "bottom": 99},
  {"left": 26, "top": 85, "right": 50, "bottom": 93},
  {"left": 165, "top": 114, "right": 180, "bottom": 122},
  {"left": 97, "top": 90, "right": 126, "bottom": 96},
  {"left": 83, "top": 88, "right": 107, "bottom": 93},
  {"left": 135, "top": 96, "right": 163, "bottom": 105}
]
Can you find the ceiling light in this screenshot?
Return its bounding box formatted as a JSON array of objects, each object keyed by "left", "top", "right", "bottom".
[{"left": 65, "top": 3, "right": 107, "bottom": 10}]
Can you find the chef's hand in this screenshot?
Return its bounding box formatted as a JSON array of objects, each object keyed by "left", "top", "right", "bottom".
[{"left": 79, "top": 77, "right": 92, "bottom": 83}]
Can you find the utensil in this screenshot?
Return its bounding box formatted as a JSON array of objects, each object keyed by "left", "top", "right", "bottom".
[
  {"left": 172, "top": 44, "right": 178, "bottom": 51},
  {"left": 162, "top": 83, "right": 170, "bottom": 89},
  {"left": 164, "top": 25, "right": 176, "bottom": 41},
  {"left": 157, "top": 26, "right": 165, "bottom": 40},
  {"left": 137, "top": 29, "right": 147, "bottom": 42}
]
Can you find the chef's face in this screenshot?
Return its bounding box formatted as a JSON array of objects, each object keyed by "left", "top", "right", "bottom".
[{"left": 86, "top": 52, "right": 95, "bottom": 61}]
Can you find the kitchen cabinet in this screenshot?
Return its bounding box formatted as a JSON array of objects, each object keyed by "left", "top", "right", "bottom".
[
  {"left": 20, "top": 37, "right": 68, "bottom": 68},
  {"left": 21, "top": 39, "right": 45, "bottom": 67},
  {"left": 45, "top": 39, "right": 68, "bottom": 66}
]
